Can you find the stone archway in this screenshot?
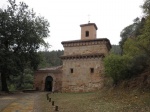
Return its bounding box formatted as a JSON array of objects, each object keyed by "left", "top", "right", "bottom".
[{"left": 45, "top": 76, "right": 53, "bottom": 91}]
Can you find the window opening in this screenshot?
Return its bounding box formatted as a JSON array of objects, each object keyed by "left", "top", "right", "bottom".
[
  {"left": 70, "top": 68, "right": 73, "bottom": 73},
  {"left": 85, "top": 31, "right": 89, "bottom": 37},
  {"left": 90, "top": 68, "right": 94, "bottom": 73}
]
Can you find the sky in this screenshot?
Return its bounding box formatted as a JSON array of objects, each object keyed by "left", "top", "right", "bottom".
[{"left": 0, "top": 0, "right": 144, "bottom": 51}]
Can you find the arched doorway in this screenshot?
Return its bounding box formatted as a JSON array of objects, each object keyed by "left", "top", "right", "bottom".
[{"left": 45, "top": 76, "right": 53, "bottom": 91}]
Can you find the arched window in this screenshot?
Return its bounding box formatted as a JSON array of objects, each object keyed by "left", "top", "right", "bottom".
[{"left": 85, "top": 31, "right": 89, "bottom": 37}]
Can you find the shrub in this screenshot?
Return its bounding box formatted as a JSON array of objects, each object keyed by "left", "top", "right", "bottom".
[
  {"left": 104, "top": 54, "right": 148, "bottom": 85},
  {"left": 104, "top": 54, "right": 131, "bottom": 85}
]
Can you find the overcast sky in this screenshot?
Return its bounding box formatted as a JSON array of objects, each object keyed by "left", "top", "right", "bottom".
[{"left": 0, "top": 0, "right": 144, "bottom": 50}]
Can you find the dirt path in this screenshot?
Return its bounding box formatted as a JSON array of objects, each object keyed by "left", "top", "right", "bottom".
[
  {"left": 0, "top": 92, "right": 24, "bottom": 111},
  {"left": 0, "top": 92, "right": 44, "bottom": 112}
]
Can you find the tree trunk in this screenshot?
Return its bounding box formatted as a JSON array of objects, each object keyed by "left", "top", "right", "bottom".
[{"left": 1, "top": 73, "right": 9, "bottom": 92}]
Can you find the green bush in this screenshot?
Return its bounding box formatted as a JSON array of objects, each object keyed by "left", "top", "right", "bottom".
[
  {"left": 104, "top": 54, "right": 132, "bottom": 85},
  {"left": 104, "top": 54, "right": 148, "bottom": 85},
  {"left": 22, "top": 83, "right": 33, "bottom": 89},
  {"left": 129, "top": 54, "right": 148, "bottom": 75},
  {"left": 8, "top": 84, "right": 16, "bottom": 91}
]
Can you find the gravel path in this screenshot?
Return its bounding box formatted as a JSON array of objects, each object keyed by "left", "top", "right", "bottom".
[
  {"left": 0, "top": 92, "right": 46, "bottom": 112},
  {"left": 33, "top": 92, "right": 55, "bottom": 112},
  {"left": 0, "top": 92, "right": 25, "bottom": 111}
]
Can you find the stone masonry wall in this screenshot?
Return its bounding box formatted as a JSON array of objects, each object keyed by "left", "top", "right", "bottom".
[
  {"left": 64, "top": 44, "right": 109, "bottom": 56},
  {"left": 62, "top": 58, "right": 104, "bottom": 92},
  {"left": 34, "top": 72, "right": 62, "bottom": 92},
  {"left": 81, "top": 25, "right": 96, "bottom": 40}
]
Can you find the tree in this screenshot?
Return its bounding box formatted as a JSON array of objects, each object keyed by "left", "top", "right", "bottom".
[
  {"left": 110, "top": 45, "right": 122, "bottom": 55},
  {"left": 0, "top": 0, "right": 50, "bottom": 92},
  {"left": 123, "top": 0, "right": 150, "bottom": 67},
  {"left": 119, "top": 17, "right": 145, "bottom": 53},
  {"left": 38, "top": 50, "right": 64, "bottom": 68},
  {"left": 103, "top": 0, "right": 150, "bottom": 86},
  {"left": 142, "top": 0, "right": 150, "bottom": 15},
  {"left": 136, "top": 16, "right": 150, "bottom": 66}
]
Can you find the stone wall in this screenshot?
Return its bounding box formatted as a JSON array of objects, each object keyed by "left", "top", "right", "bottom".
[
  {"left": 34, "top": 22, "right": 111, "bottom": 93},
  {"left": 61, "top": 38, "right": 111, "bottom": 92},
  {"left": 34, "top": 71, "right": 62, "bottom": 92},
  {"left": 64, "top": 44, "right": 109, "bottom": 56},
  {"left": 81, "top": 24, "right": 97, "bottom": 40},
  {"left": 62, "top": 39, "right": 111, "bottom": 56},
  {"left": 62, "top": 57, "right": 104, "bottom": 92}
]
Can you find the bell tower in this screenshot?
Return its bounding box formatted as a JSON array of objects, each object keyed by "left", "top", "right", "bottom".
[
  {"left": 80, "top": 23, "right": 98, "bottom": 40},
  {"left": 61, "top": 23, "right": 111, "bottom": 92}
]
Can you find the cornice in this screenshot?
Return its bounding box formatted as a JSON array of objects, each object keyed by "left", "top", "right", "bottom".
[
  {"left": 60, "top": 53, "right": 104, "bottom": 60},
  {"left": 61, "top": 38, "right": 111, "bottom": 50}
]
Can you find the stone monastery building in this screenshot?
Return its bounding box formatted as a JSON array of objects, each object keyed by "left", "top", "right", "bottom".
[{"left": 34, "top": 23, "right": 111, "bottom": 92}]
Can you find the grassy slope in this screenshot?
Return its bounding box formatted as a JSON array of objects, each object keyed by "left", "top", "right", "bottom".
[{"left": 40, "top": 89, "right": 150, "bottom": 112}]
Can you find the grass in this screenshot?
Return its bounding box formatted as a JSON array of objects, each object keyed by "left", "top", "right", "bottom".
[{"left": 39, "top": 89, "right": 150, "bottom": 112}]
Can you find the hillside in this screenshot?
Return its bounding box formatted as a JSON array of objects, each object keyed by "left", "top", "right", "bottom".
[{"left": 119, "top": 70, "right": 150, "bottom": 91}]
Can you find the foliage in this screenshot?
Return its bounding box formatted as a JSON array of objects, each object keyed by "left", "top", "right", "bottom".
[
  {"left": 0, "top": 0, "right": 50, "bottom": 91},
  {"left": 129, "top": 54, "right": 148, "bottom": 75},
  {"left": 107, "top": 19, "right": 149, "bottom": 84},
  {"left": 142, "top": 0, "right": 150, "bottom": 15},
  {"left": 8, "top": 84, "right": 16, "bottom": 91},
  {"left": 104, "top": 54, "right": 132, "bottom": 84},
  {"left": 6, "top": 50, "right": 64, "bottom": 91},
  {"left": 137, "top": 16, "right": 150, "bottom": 58},
  {"left": 110, "top": 45, "right": 122, "bottom": 55},
  {"left": 104, "top": 53, "right": 148, "bottom": 85},
  {"left": 38, "top": 50, "right": 64, "bottom": 68},
  {"left": 119, "top": 17, "right": 145, "bottom": 51},
  {"left": 123, "top": 15, "right": 150, "bottom": 67},
  {"left": 119, "top": 24, "right": 136, "bottom": 49},
  {"left": 123, "top": 38, "right": 141, "bottom": 56},
  {"left": 105, "top": 0, "right": 150, "bottom": 85},
  {"left": 7, "top": 67, "right": 34, "bottom": 90},
  {"left": 136, "top": 0, "right": 150, "bottom": 67}
]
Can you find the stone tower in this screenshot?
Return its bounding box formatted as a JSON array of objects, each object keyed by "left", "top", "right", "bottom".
[
  {"left": 80, "top": 23, "right": 97, "bottom": 40},
  {"left": 61, "top": 23, "right": 111, "bottom": 92}
]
